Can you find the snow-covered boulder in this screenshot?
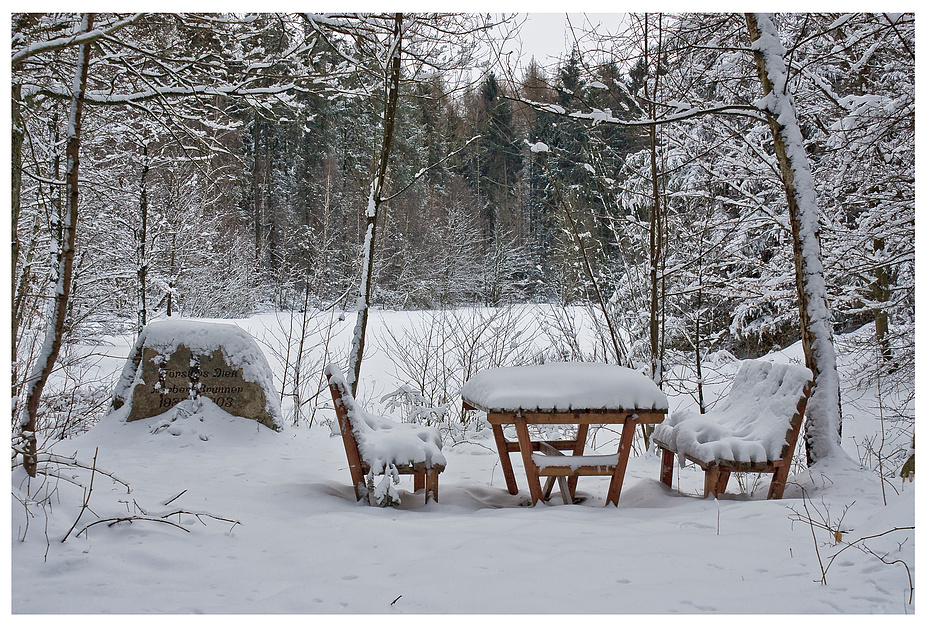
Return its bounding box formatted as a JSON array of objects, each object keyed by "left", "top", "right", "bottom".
[{"left": 109, "top": 319, "right": 282, "bottom": 431}]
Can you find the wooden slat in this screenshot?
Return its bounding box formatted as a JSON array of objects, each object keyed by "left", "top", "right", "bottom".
[
  {"left": 659, "top": 448, "right": 674, "bottom": 487},
  {"left": 487, "top": 410, "right": 666, "bottom": 426},
  {"left": 677, "top": 454, "right": 787, "bottom": 474},
  {"left": 533, "top": 440, "right": 579, "bottom": 451},
  {"left": 537, "top": 465, "right": 618, "bottom": 477},
  {"left": 425, "top": 469, "right": 439, "bottom": 503},
  {"left": 568, "top": 422, "right": 589, "bottom": 498},
  {"left": 327, "top": 376, "right": 366, "bottom": 500},
  {"left": 502, "top": 438, "right": 580, "bottom": 453},
  {"left": 538, "top": 442, "right": 573, "bottom": 504},
  {"left": 466, "top": 399, "right": 666, "bottom": 417}
]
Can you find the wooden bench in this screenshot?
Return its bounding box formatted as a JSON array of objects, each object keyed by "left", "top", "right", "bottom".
[
  {"left": 653, "top": 360, "right": 813, "bottom": 500},
  {"left": 325, "top": 364, "right": 445, "bottom": 503}
]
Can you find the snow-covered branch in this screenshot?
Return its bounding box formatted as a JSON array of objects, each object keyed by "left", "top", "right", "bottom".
[
  {"left": 509, "top": 95, "right": 764, "bottom": 128},
  {"left": 11, "top": 13, "right": 145, "bottom": 67}
]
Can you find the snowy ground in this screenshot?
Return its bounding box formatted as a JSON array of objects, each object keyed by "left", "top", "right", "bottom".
[{"left": 10, "top": 309, "right": 915, "bottom": 614}]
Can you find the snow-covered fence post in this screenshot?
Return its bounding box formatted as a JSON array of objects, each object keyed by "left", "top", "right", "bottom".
[
  {"left": 745, "top": 13, "right": 843, "bottom": 465},
  {"left": 19, "top": 13, "right": 95, "bottom": 477}
]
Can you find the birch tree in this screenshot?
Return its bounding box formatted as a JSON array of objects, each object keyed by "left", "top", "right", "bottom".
[
  {"left": 745, "top": 13, "right": 843, "bottom": 464},
  {"left": 19, "top": 13, "right": 95, "bottom": 477}
]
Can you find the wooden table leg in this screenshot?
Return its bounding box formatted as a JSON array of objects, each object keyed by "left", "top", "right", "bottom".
[
  {"left": 659, "top": 448, "right": 675, "bottom": 487},
  {"left": 704, "top": 466, "right": 721, "bottom": 498},
  {"left": 514, "top": 414, "right": 544, "bottom": 505},
  {"left": 491, "top": 422, "right": 519, "bottom": 495},
  {"left": 567, "top": 422, "right": 589, "bottom": 499},
  {"left": 606, "top": 416, "right": 637, "bottom": 507}
]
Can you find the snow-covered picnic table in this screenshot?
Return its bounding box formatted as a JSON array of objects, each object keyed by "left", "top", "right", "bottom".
[{"left": 460, "top": 363, "right": 668, "bottom": 506}]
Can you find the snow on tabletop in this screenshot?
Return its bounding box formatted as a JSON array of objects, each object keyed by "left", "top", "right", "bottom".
[
  {"left": 326, "top": 364, "right": 445, "bottom": 472},
  {"left": 460, "top": 362, "right": 669, "bottom": 412},
  {"left": 653, "top": 360, "right": 812, "bottom": 465}
]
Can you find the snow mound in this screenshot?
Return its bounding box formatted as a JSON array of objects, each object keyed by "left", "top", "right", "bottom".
[
  {"left": 140, "top": 397, "right": 271, "bottom": 444},
  {"left": 87, "top": 395, "right": 278, "bottom": 451},
  {"left": 653, "top": 360, "right": 812, "bottom": 464}
]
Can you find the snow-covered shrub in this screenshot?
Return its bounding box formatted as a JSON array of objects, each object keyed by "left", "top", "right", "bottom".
[{"left": 375, "top": 306, "right": 540, "bottom": 433}]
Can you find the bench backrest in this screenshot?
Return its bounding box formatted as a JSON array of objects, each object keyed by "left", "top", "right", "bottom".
[
  {"left": 709, "top": 360, "right": 813, "bottom": 461},
  {"left": 325, "top": 365, "right": 367, "bottom": 486},
  {"left": 325, "top": 364, "right": 446, "bottom": 471}
]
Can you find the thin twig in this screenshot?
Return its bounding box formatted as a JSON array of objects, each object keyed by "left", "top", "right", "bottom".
[
  {"left": 61, "top": 447, "right": 99, "bottom": 543},
  {"left": 799, "top": 487, "right": 827, "bottom": 584},
  {"left": 162, "top": 510, "right": 241, "bottom": 528},
  {"left": 77, "top": 516, "right": 190, "bottom": 536},
  {"left": 163, "top": 489, "right": 187, "bottom": 506},
  {"left": 822, "top": 526, "right": 914, "bottom": 580}
]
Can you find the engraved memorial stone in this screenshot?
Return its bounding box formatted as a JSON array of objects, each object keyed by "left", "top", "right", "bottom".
[{"left": 110, "top": 320, "right": 282, "bottom": 431}]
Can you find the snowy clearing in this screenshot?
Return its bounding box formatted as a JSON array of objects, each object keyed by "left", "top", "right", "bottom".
[{"left": 10, "top": 309, "right": 915, "bottom": 614}]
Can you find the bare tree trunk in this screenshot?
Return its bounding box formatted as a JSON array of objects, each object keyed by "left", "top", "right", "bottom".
[
  {"left": 871, "top": 237, "right": 891, "bottom": 361},
  {"left": 695, "top": 228, "right": 706, "bottom": 413},
  {"left": 11, "top": 81, "right": 23, "bottom": 404},
  {"left": 645, "top": 13, "right": 665, "bottom": 389},
  {"left": 20, "top": 13, "right": 95, "bottom": 477},
  {"left": 346, "top": 14, "right": 403, "bottom": 397},
  {"left": 252, "top": 117, "right": 264, "bottom": 268},
  {"left": 137, "top": 141, "right": 149, "bottom": 333},
  {"left": 637, "top": 14, "right": 667, "bottom": 451},
  {"left": 746, "top": 13, "right": 842, "bottom": 465},
  {"left": 166, "top": 232, "right": 177, "bottom": 317}
]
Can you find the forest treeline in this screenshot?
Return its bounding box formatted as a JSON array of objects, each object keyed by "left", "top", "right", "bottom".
[{"left": 11, "top": 13, "right": 914, "bottom": 450}]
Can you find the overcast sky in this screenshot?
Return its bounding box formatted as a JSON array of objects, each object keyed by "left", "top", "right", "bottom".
[{"left": 517, "top": 13, "right": 625, "bottom": 64}]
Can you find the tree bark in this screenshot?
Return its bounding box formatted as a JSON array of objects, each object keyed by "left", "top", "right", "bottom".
[
  {"left": 137, "top": 141, "right": 149, "bottom": 333},
  {"left": 746, "top": 13, "right": 843, "bottom": 465},
  {"left": 20, "top": 13, "right": 95, "bottom": 477},
  {"left": 11, "top": 81, "right": 23, "bottom": 403},
  {"left": 871, "top": 237, "right": 891, "bottom": 361},
  {"left": 252, "top": 117, "right": 264, "bottom": 267},
  {"left": 347, "top": 13, "right": 403, "bottom": 397},
  {"left": 645, "top": 14, "right": 664, "bottom": 389}
]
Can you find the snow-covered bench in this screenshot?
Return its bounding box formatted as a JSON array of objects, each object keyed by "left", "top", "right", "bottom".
[
  {"left": 325, "top": 365, "right": 446, "bottom": 503},
  {"left": 653, "top": 360, "right": 813, "bottom": 500}
]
